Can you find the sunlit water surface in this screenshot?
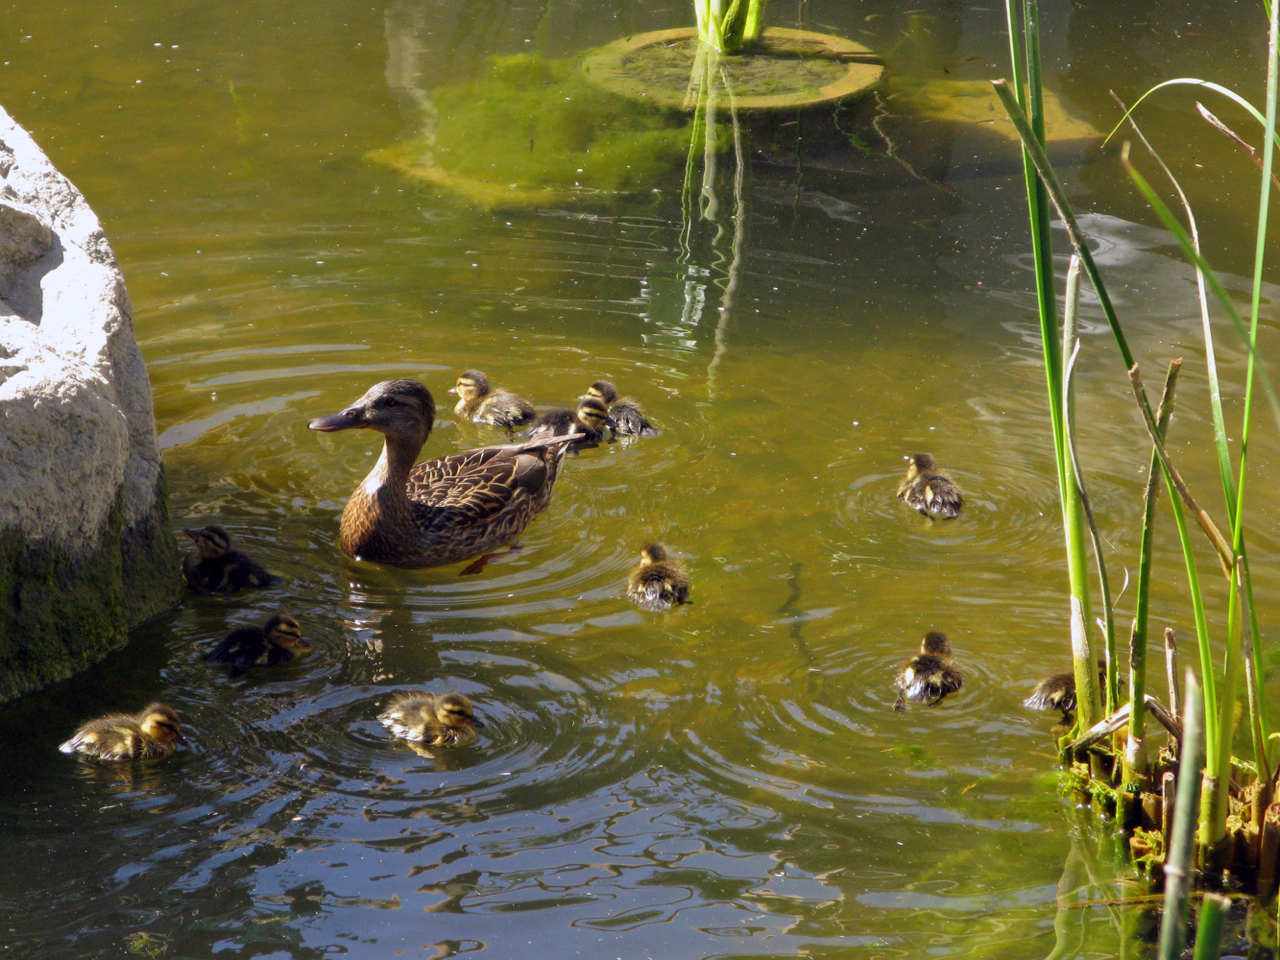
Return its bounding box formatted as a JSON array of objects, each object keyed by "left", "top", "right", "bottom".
[{"left": 0, "top": 0, "right": 1275, "bottom": 957}]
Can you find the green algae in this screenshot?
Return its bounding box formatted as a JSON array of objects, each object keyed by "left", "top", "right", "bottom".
[{"left": 369, "top": 53, "right": 700, "bottom": 209}]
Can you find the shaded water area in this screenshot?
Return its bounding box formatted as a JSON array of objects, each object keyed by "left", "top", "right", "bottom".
[{"left": 1, "top": 0, "right": 1277, "bottom": 956}]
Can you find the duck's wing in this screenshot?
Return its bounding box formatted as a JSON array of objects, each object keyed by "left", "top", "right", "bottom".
[{"left": 407, "top": 435, "right": 579, "bottom": 521}]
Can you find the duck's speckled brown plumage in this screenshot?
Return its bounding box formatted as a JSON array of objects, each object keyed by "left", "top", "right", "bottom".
[
  {"left": 309, "top": 379, "right": 578, "bottom": 568},
  {"left": 625, "top": 543, "right": 690, "bottom": 612},
  {"left": 59, "top": 702, "right": 188, "bottom": 761},
  {"left": 893, "top": 631, "right": 962, "bottom": 711},
  {"left": 584, "top": 380, "right": 662, "bottom": 437},
  {"left": 448, "top": 370, "right": 536, "bottom": 430},
  {"left": 897, "top": 453, "right": 963, "bottom": 519}
]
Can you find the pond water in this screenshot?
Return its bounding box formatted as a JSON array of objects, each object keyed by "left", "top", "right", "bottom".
[{"left": 1, "top": 0, "right": 1276, "bottom": 957}]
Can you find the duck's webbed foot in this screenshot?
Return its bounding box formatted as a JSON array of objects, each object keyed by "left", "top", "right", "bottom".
[{"left": 459, "top": 543, "right": 525, "bottom": 576}]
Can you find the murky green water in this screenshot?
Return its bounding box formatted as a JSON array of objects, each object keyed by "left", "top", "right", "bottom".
[{"left": 1, "top": 0, "right": 1275, "bottom": 956}]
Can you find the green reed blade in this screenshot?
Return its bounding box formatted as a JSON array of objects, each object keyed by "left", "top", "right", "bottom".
[{"left": 1158, "top": 671, "right": 1203, "bottom": 960}]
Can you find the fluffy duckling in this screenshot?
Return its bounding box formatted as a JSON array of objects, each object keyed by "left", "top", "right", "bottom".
[
  {"left": 583, "top": 380, "right": 662, "bottom": 438},
  {"left": 1023, "top": 672, "right": 1077, "bottom": 723},
  {"left": 448, "top": 370, "right": 536, "bottom": 433},
  {"left": 182, "top": 525, "right": 279, "bottom": 594},
  {"left": 522, "top": 396, "right": 616, "bottom": 450},
  {"left": 1024, "top": 662, "right": 1111, "bottom": 723},
  {"left": 379, "top": 691, "right": 486, "bottom": 746},
  {"left": 625, "top": 542, "right": 690, "bottom": 612},
  {"left": 205, "top": 614, "right": 310, "bottom": 677},
  {"left": 893, "top": 631, "right": 963, "bottom": 711},
  {"left": 897, "top": 453, "right": 963, "bottom": 519},
  {"left": 59, "top": 702, "right": 188, "bottom": 761}
]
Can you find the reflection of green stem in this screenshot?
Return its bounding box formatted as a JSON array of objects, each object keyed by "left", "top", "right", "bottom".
[{"left": 228, "top": 81, "right": 250, "bottom": 145}]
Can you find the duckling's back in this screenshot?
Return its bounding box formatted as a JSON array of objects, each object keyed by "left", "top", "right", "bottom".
[
  {"left": 59, "top": 715, "right": 160, "bottom": 760},
  {"left": 626, "top": 563, "right": 690, "bottom": 612}
]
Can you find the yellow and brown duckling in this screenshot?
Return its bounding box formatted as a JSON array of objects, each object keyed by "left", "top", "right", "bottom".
[
  {"left": 583, "top": 380, "right": 662, "bottom": 438},
  {"left": 522, "top": 396, "right": 616, "bottom": 451},
  {"left": 625, "top": 542, "right": 690, "bottom": 612},
  {"left": 59, "top": 702, "right": 187, "bottom": 761},
  {"left": 893, "top": 631, "right": 963, "bottom": 711},
  {"left": 308, "top": 379, "right": 580, "bottom": 568},
  {"left": 205, "top": 613, "right": 310, "bottom": 677},
  {"left": 182, "top": 525, "right": 279, "bottom": 595},
  {"left": 448, "top": 369, "right": 536, "bottom": 433},
  {"left": 379, "top": 691, "right": 486, "bottom": 746},
  {"left": 1023, "top": 672, "right": 1078, "bottom": 723},
  {"left": 897, "top": 453, "right": 963, "bottom": 519}
]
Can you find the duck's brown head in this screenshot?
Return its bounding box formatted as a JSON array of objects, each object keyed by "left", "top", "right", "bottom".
[
  {"left": 138, "top": 702, "right": 188, "bottom": 747},
  {"left": 575, "top": 397, "right": 616, "bottom": 432},
  {"left": 583, "top": 380, "right": 618, "bottom": 405},
  {"left": 264, "top": 613, "right": 311, "bottom": 653},
  {"left": 185, "top": 525, "right": 231, "bottom": 560},
  {"left": 309, "top": 380, "right": 436, "bottom": 446},
  {"left": 448, "top": 370, "right": 491, "bottom": 403},
  {"left": 436, "top": 692, "right": 485, "bottom": 730},
  {"left": 638, "top": 542, "right": 670, "bottom": 566},
  {"left": 919, "top": 631, "right": 951, "bottom": 656}
]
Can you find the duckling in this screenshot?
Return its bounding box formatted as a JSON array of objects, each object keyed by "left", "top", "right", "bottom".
[
  {"left": 204, "top": 613, "right": 310, "bottom": 677},
  {"left": 308, "top": 380, "right": 581, "bottom": 568},
  {"left": 59, "top": 702, "right": 188, "bottom": 761},
  {"left": 1024, "top": 662, "right": 1111, "bottom": 723},
  {"left": 897, "top": 453, "right": 963, "bottom": 519},
  {"left": 893, "top": 631, "right": 963, "bottom": 711},
  {"left": 1023, "top": 672, "right": 1077, "bottom": 723},
  {"left": 522, "top": 396, "right": 616, "bottom": 451},
  {"left": 625, "top": 542, "right": 690, "bottom": 611},
  {"left": 181, "top": 525, "right": 279, "bottom": 594},
  {"left": 448, "top": 370, "right": 536, "bottom": 433},
  {"left": 583, "top": 380, "right": 662, "bottom": 438},
  {"left": 379, "top": 691, "right": 486, "bottom": 746}
]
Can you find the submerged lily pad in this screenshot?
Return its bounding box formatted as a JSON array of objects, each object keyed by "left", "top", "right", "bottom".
[
  {"left": 369, "top": 53, "right": 698, "bottom": 209},
  {"left": 890, "top": 78, "right": 1099, "bottom": 144}
]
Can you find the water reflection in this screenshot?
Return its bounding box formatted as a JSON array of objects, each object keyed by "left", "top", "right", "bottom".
[{"left": 1, "top": 0, "right": 1275, "bottom": 956}]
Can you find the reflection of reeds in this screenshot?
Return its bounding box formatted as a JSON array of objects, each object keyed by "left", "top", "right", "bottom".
[{"left": 999, "top": 0, "right": 1280, "bottom": 924}]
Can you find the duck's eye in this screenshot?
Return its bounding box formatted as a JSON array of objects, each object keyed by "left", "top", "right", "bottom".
[{"left": 383, "top": 397, "right": 399, "bottom": 407}]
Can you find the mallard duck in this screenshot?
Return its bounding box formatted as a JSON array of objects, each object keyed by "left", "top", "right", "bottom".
[
  {"left": 59, "top": 702, "right": 188, "bottom": 760},
  {"left": 897, "top": 453, "right": 963, "bottom": 519},
  {"left": 182, "top": 525, "right": 279, "bottom": 594},
  {"left": 583, "top": 380, "right": 662, "bottom": 437},
  {"left": 205, "top": 613, "right": 311, "bottom": 677},
  {"left": 308, "top": 379, "right": 580, "bottom": 568},
  {"left": 448, "top": 370, "right": 536, "bottom": 433},
  {"left": 625, "top": 542, "right": 690, "bottom": 611},
  {"left": 893, "top": 631, "right": 963, "bottom": 711},
  {"left": 379, "top": 691, "right": 486, "bottom": 746},
  {"left": 522, "top": 396, "right": 615, "bottom": 451}
]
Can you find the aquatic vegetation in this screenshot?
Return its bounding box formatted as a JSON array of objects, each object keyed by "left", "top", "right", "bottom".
[
  {"left": 999, "top": 0, "right": 1280, "bottom": 946},
  {"left": 369, "top": 53, "right": 699, "bottom": 209}
]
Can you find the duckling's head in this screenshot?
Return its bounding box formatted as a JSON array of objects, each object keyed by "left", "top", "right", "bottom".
[
  {"left": 185, "top": 525, "right": 231, "bottom": 560},
  {"left": 575, "top": 397, "right": 616, "bottom": 432},
  {"left": 437, "top": 692, "right": 485, "bottom": 730},
  {"left": 448, "top": 370, "right": 491, "bottom": 403},
  {"left": 139, "top": 703, "right": 188, "bottom": 747},
  {"left": 638, "top": 542, "right": 670, "bottom": 565},
  {"left": 264, "top": 613, "right": 311, "bottom": 653},
  {"left": 919, "top": 631, "right": 951, "bottom": 656},
  {"left": 903, "top": 453, "right": 936, "bottom": 480},
  {"left": 584, "top": 380, "right": 618, "bottom": 405},
  {"left": 309, "top": 379, "right": 436, "bottom": 445}
]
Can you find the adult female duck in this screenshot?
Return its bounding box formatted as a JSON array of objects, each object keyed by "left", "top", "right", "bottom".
[{"left": 309, "top": 379, "right": 579, "bottom": 568}]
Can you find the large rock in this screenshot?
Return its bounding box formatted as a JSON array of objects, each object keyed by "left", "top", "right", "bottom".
[{"left": 0, "top": 104, "right": 178, "bottom": 701}]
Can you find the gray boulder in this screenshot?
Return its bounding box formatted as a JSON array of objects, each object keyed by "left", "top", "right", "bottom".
[{"left": 0, "top": 104, "right": 178, "bottom": 701}]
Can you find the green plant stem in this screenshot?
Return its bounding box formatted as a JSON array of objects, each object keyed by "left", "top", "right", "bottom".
[
  {"left": 1124, "top": 360, "right": 1181, "bottom": 787},
  {"left": 1158, "top": 671, "right": 1203, "bottom": 960},
  {"left": 1191, "top": 893, "right": 1232, "bottom": 960}
]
